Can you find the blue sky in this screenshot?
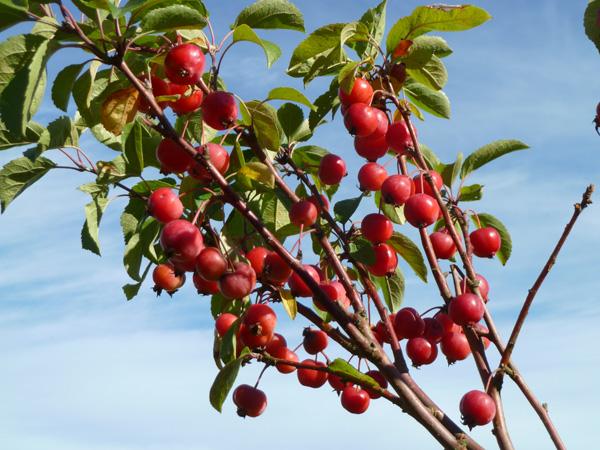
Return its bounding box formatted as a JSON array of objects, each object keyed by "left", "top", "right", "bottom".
[{"left": 1, "top": 1, "right": 599, "bottom": 449}]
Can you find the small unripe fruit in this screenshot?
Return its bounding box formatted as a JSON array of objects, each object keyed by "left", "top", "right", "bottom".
[
  {"left": 196, "top": 247, "right": 228, "bottom": 281},
  {"left": 460, "top": 390, "right": 496, "bottom": 427},
  {"left": 358, "top": 162, "right": 387, "bottom": 191},
  {"left": 289, "top": 200, "right": 318, "bottom": 227},
  {"left": 201, "top": 91, "right": 238, "bottom": 130},
  {"left": 318, "top": 154, "right": 347, "bottom": 185},
  {"left": 297, "top": 359, "right": 328, "bottom": 388},
  {"left": 367, "top": 243, "right": 398, "bottom": 277},
  {"left": 148, "top": 188, "right": 183, "bottom": 223},
  {"left": 470, "top": 227, "right": 501, "bottom": 258},
  {"left": 233, "top": 384, "right": 267, "bottom": 418},
  {"left": 404, "top": 194, "right": 440, "bottom": 228},
  {"left": 344, "top": 104, "right": 378, "bottom": 137},
  {"left": 303, "top": 328, "right": 329, "bottom": 354},
  {"left": 449, "top": 293, "right": 485, "bottom": 326},
  {"left": 361, "top": 213, "right": 393, "bottom": 244},
  {"left": 338, "top": 78, "right": 373, "bottom": 105},
  {"left": 341, "top": 385, "right": 371, "bottom": 414},
  {"left": 164, "top": 43, "right": 205, "bottom": 85},
  {"left": 430, "top": 230, "right": 457, "bottom": 259},
  {"left": 381, "top": 174, "right": 413, "bottom": 206}
]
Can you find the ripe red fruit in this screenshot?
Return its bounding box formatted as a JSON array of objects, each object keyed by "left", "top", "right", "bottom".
[
  {"left": 434, "top": 312, "right": 462, "bottom": 335},
  {"left": 460, "top": 273, "right": 490, "bottom": 301},
  {"left": 263, "top": 252, "right": 292, "bottom": 285},
  {"left": 386, "top": 119, "right": 415, "bottom": 155},
  {"left": 404, "top": 194, "right": 440, "bottom": 228},
  {"left": 367, "top": 243, "right": 398, "bottom": 277},
  {"left": 430, "top": 230, "right": 457, "bottom": 259},
  {"left": 344, "top": 104, "right": 378, "bottom": 137},
  {"left": 201, "top": 91, "right": 238, "bottom": 130},
  {"left": 364, "top": 370, "right": 388, "bottom": 399},
  {"left": 215, "top": 313, "right": 238, "bottom": 337},
  {"left": 189, "top": 143, "right": 230, "bottom": 182},
  {"left": 318, "top": 154, "right": 347, "bottom": 185},
  {"left": 289, "top": 200, "right": 318, "bottom": 227},
  {"left": 246, "top": 247, "right": 269, "bottom": 277},
  {"left": 406, "top": 337, "right": 438, "bottom": 367},
  {"left": 361, "top": 213, "right": 393, "bottom": 244},
  {"left": 354, "top": 132, "right": 388, "bottom": 161},
  {"left": 460, "top": 390, "right": 497, "bottom": 427},
  {"left": 164, "top": 43, "right": 205, "bottom": 85},
  {"left": 239, "top": 303, "right": 276, "bottom": 348},
  {"left": 160, "top": 219, "right": 204, "bottom": 270},
  {"left": 314, "top": 281, "right": 350, "bottom": 311},
  {"left": 423, "top": 317, "right": 444, "bottom": 344},
  {"left": 196, "top": 247, "right": 228, "bottom": 281},
  {"left": 233, "top": 384, "right": 267, "bottom": 418},
  {"left": 288, "top": 265, "right": 320, "bottom": 297},
  {"left": 449, "top": 293, "right": 485, "bottom": 326},
  {"left": 341, "top": 385, "right": 371, "bottom": 414},
  {"left": 152, "top": 263, "right": 185, "bottom": 293},
  {"left": 470, "top": 227, "right": 501, "bottom": 258},
  {"left": 338, "top": 78, "right": 373, "bottom": 105},
  {"left": 156, "top": 138, "right": 194, "bottom": 174},
  {"left": 308, "top": 194, "right": 330, "bottom": 213},
  {"left": 265, "top": 333, "right": 287, "bottom": 353},
  {"left": 170, "top": 85, "right": 204, "bottom": 115},
  {"left": 268, "top": 345, "right": 299, "bottom": 374},
  {"left": 441, "top": 332, "right": 471, "bottom": 363},
  {"left": 413, "top": 170, "right": 443, "bottom": 196},
  {"left": 193, "top": 272, "right": 219, "bottom": 294},
  {"left": 358, "top": 162, "right": 387, "bottom": 191},
  {"left": 303, "top": 328, "right": 328, "bottom": 354},
  {"left": 381, "top": 174, "right": 413, "bottom": 206},
  {"left": 394, "top": 307, "right": 425, "bottom": 339},
  {"left": 218, "top": 262, "right": 257, "bottom": 299},
  {"left": 139, "top": 75, "right": 171, "bottom": 112},
  {"left": 328, "top": 374, "right": 347, "bottom": 392},
  {"left": 297, "top": 359, "right": 328, "bottom": 388},
  {"left": 148, "top": 187, "right": 183, "bottom": 223}
]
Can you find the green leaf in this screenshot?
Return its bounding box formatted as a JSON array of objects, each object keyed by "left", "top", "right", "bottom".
[
  {"left": 0, "top": 32, "right": 56, "bottom": 136},
  {"left": 141, "top": 4, "right": 207, "bottom": 32},
  {"left": 440, "top": 152, "right": 462, "bottom": 187},
  {"left": 584, "top": 1, "right": 600, "bottom": 53},
  {"left": 52, "top": 63, "right": 86, "bottom": 112},
  {"left": 388, "top": 232, "right": 427, "bottom": 283},
  {"left": 349, "top": 238, "right": 376, "bottom": 265},
  {"left": 309, "top": 78, "right": 339, "bottom": 130},
  {"left": 246, "top": 100, "right": 281, "bottom": 151},
  {"left": 0, "top": 121, "right": 47, "bottom": 152},
  {"left": 259, "top": 191, "right": 292, "bottom": 236},
  {"left": 334, "top": 195, "right": 362, "bottom": 223},
  {"left": 0, "top": 0, "right": 30, "bottom": 33},
  {"left": 459, "top": 184, "right": 483, "bottom": 202},
  {"left": 415, "top": 143, "right": 441, "bottom": 170},
  {"left": 279, "top": 288, "right": 298, "bottom": 319},
  {"left": 291, "top": 145, "right": 328, "bottom": 171},
  {"left": 374, "top": 191, "right": 406, "bottom": 225},
  {"left": 120, "top": 197, "right": 147, "bottom": 244},
  {"left": 266, "top": 86, "right": 315, "bottom": 110},
  {"left": 238, "top": 161, "right": 275, "bottom": 189},
  {"left": 232, "top": 24, "right": 282, "bottom": 68},
  {"left": 287, "top": 23, "right": 347, "bottom": 78},
  {"left": 375, "top": 268, "right": 404, "bottom": 312},
  {"left": 328, "top": 358, "right": 379, "bottom": 387},
  {"left": 123, "top": 0, "right": 208, "bottom": 21},
  {"left": 209, "top": 355, "right": 245, "bottom": 412},
  {"left": 0, "top": 156, "right": 55, "bottom": 212},
  {"left": 387, "top": 5, "right": 491, "bottom": 52},
  {"left": 404, "top": 79, "right": 450, "bottom": 119},
  {"left": 122, "top": 262, "right": 152, "bottom": 301},
  {"left": 277, "top": 103, "right": 311, "bottom": 143},
  {"left": 407, "top": 55, "right": 448, "bottom": 90},
  {"left": 234, "top": 0, "right": 305, "bottom": 32},
  {"left": 401, "top": 36, "right": 452, "bottom": 67},
  {"left": 461, "top": 139, "right": 529, "bottom": 179},
  {"left": 81, "top": 197, "right": 109, "bottom": 256},
  {"left": 473, "top": 213, "right": 512, "bottom": 265},
  {"left": 123, "top": 220, "right": 161, "bottom": 281},
  {"left": 350, "top": 0, "right": 387, "bottom": 59},
  {"left": 337, "top": 60, "right": 360, "bottom": 95}
]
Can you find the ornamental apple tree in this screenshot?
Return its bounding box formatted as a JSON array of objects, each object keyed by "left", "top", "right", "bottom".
[{"left": 0, "top": 1, "right": 593, "bottom": 449}]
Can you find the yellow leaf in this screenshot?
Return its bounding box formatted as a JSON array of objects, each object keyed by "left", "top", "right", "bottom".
[
  {"left": 101, "top": 87, "right": 139, "bottom": 136},
  {"left": 238, "top": 161, "right": 275, "bottom": 188},
  {"left": 279, "top": 288, "right": 297, "bottom": 320}
]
